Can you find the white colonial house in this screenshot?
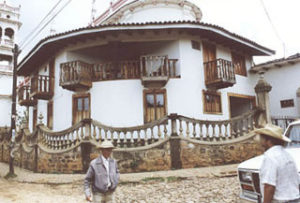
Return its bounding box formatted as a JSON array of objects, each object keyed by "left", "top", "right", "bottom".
[
  {"left": 0, "top": 0, "right": 21, "bottom": 127},
  {"left": 17, "top": 0, "right": 274, "bottom": 132},
  {"left": 251, "top": 53, "right": 300, "bottom": 127}
]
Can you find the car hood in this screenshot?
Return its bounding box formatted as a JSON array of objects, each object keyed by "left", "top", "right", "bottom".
[{"left": 238, "top": 147, "right": 300, "bottom": 172}]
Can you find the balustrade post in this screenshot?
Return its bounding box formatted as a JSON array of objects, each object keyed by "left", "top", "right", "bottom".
[
  {"left": 255, "top": 72, "right": 272, "bottom": 125},
  {"left": 170, "top": 113, "right": 178, "bottom": 137},
  {"left": 83, "top": 119, "right": 92, "bottom": 140},
  {"left": 168, "top": 114, "right": 182, "bottom": 170},
  {"left": 80, "top": 118, "right": 92, "bottom": 173}
]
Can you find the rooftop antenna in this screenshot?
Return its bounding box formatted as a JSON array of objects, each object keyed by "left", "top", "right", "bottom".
[{"left": 90, "top": 0, "right": 96, "bottom": 26}]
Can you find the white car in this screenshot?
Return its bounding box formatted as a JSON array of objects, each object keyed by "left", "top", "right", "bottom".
[{"left": 237, "top": 120, "right": 300, "bottom": 203}]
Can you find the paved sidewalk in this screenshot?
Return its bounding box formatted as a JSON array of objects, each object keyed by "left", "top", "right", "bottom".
[{"left": 0, "top": 162, "right": 238, "bottom": 184}]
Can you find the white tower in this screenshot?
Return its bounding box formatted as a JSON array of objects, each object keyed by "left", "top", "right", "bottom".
[
  {"left": 0, "top": 0, "right": 21, "bottom": 127},
  {"left": 0, "top": 0, "right": 21, "bottom": 64}
]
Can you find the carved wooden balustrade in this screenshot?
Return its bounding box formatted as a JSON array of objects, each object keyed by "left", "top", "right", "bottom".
[
  {"left": 30, "top": 75, "right": 54, "bottom": 100},
  {"left": 204, "top": 58, "right": 236, "bottom": 89},
  {"left": 92, "top": 60, "right": 140, "bottom": 81},
  {"left": 60, "top": 61, "right": 93, "bottom": 91},
  {"left": 140, "top": 55, "right": 179, "bottom": 88},
  {"left": 6, "top": 108, "right": 264, "bottom": 153},
  {"left": 18, "top": 85, "right": 37, "bottom": 106},
  {"left": 59, "top": 57, "right": 179, "bottom": 91}
]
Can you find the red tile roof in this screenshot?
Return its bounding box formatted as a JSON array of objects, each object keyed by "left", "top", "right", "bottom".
[{"left": 251, "top": 53, "right": 300, "bottom": 73}]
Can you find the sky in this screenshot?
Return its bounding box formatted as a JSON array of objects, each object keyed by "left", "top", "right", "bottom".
[{"left": 7, "top": 0, "right": 300, "bottom": 63}]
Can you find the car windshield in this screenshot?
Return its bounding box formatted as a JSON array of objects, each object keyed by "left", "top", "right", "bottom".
[{"left": 286, "top": 124, "right": 300, "bottom": 148}]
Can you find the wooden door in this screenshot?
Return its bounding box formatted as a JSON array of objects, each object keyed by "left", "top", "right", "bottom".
[
  {"left": 72, "top": 94, "right": 90, "bottom": 124},
  {"left": 203, "top": 42, "right": 217, "bottom": 82},
  {"left": 203, "top": 42, "right": 216, "bottom": 62}
]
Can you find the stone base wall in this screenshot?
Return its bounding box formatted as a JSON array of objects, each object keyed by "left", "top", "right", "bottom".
[
  {"left": 113, "top": 141, "right": 171, "bottom": 173},
  {"left": 180, "top": 138, "right": 263, "bottom": 169},
  {"left": 19, "top": 145, "right": 36, "bottom": 171},
  {"left": 0, "top": 143, "right": 10, "bottom": 163},
  {"left": 37, "top": 147, "right": 83, "bottom": 173},
  {"left": 2, "top": 134, "right": 263, "bottom": 174}
]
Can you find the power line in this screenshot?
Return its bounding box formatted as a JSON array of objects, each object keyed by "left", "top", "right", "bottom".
[
  {"left": 19, "top": 0, "right": 65, "bottom": 47},
  {"left": 259, "top": 0, "right": 286, "bottom": 57},
  {"left": 20, "top": 0, "right": 73, "bottom": 50}
]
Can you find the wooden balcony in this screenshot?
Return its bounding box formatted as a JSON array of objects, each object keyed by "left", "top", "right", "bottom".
[
  {"left": 93, "top": 60, "right": 140, "bottom": 81},
  {"left": 204, "top": 59, "right": 236, "bottom": 89},
  {"left": 59, "top": 57, "right": 179, "bottom": 90},
  {"left": 140, "top": 56, "right": 178, "bottom": 88},
  {"left": 30, "top": 75, "right": 54, "bottom": 100},
  {"left": 60, "top": 61, "right": 93, "bottom": 91},
  {"left": 18, "top": 86, "right": 37, "bottom": 106}
]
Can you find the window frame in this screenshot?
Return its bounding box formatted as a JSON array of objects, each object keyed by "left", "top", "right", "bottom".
[
  {"left": 203, "top": 90, "right": 222, "bottom": 115},
  {"left": 72, "top": 93, "right": 91, "bottom": 125},
  {"left": 143, "top": 89, "right": 168, "bottom": 123},
  {"left": 231, "top": 52, "right": 247, "bottom": 76}
]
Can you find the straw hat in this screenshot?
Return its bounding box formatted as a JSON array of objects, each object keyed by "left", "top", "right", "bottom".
[
  {"left": 98, "top": 140, "right": 115, "bottom": 149},
  {"left": 254, "top": 123, "right": 291, "bottom": 143}
]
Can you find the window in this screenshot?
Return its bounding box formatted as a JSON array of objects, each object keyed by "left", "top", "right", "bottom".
[
  {"left": 72, "top": 93, "right": 90, "bottom": 124},
  {"left": 203, "top": 90, "right": 222, "bottom": 114},
  {"left": 280, "top": 99, "right": 294, "bottom": 108},
  {"left": 144, "top": 89, "right": 167, "bottom": 123},
  {"left": 47, "top": 101, "right": 53, "bottom": 129},
  {"left": 191, "top": 40, "right": 201, "bottom": 50},
  {"left": 232, "top": 52, "right": 246, "bottom": 76}
]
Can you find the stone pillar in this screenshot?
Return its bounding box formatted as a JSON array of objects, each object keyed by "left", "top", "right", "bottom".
[
  {"left": 169, "top": 114, "right": 182, "bottom": 170},
  {"left": 296, "top": 87, "right": 300, "bottom": 116},
  {"left": 255, "top": 72, "right": 272, "bottom": 124}
]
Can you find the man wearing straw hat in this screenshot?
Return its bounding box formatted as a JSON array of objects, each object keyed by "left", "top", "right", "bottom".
[
  {"left": 254, "top": 124, "right": 300, "bottom": 203},
  {"left": 84, "top": 140, "right": 119, "bottom": 203}
]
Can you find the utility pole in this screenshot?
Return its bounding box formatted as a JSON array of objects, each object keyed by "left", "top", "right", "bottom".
[{"left": 7, "top": 44, "right": 19, "bottom": 178}]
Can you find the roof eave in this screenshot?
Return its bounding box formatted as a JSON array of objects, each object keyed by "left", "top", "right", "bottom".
[{"left": 17, "top": 22, "right": 275, "bottom": 75}]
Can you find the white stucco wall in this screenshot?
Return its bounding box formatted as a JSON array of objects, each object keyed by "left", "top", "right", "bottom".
[
  {"left": 0, "top": 98, "right": 11, "bottom": 126},
  {"left": 257, "top": 63, "right": 300, "bottom": 117},
  {"left": 0, "top": 74, "right": 12, "bottom": 95}
]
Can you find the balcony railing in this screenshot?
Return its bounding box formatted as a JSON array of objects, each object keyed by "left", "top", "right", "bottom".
[
  {"left": 60, "top": 61, "right": 93, "bottom": 91},
  {"left": 30, "top": 75, "right": 54, "bottom": 100},
  {"left": 18, "top": 86, "right": 37, "bottom": 106},
  {"left": 59, "top": 56, "right": 179, "bottom": 91},
  {"left": 140, "top": 55, "right": 179, "bottom": 88},
  {"left": 204, "top": 58, "right": 236, "bottom": 89},
  {"left": 92, "top": 60, "right": 140, "bottom": 81}
]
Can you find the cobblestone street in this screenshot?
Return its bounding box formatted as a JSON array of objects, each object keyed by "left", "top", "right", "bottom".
[{"left": 0, "top": 174, "right": 239, "bottom": 203}]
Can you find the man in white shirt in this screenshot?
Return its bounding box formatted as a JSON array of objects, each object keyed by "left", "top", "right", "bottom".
[{"left": 255, "top": 124, "right": 300, "bottom": 203}]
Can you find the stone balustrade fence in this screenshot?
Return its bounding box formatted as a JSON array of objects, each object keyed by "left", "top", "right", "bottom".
[{"left": 0, "top": 108, "right": 264, "bottom": 173}]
